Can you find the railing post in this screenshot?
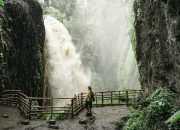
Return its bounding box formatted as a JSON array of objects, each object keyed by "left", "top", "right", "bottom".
[
  {"left": 50, "top": 98, "right": 53, "bottom": 120},
  {"left": 111, "top": 92, "right": 113, "bottom": 104},
  {"left": 133, "top": 90, "right": 136, "bottom": 99},
  {"left": 119, "top": 91, "right": 121, "bottom": 105},
  {"left": 71, "top": 98, "right": 74, "bottom": 118},
  {"left": 126, "top": 91, "right": 129, "bottom": 105},
  {"left": 78, "top": 94, "right": 80, "bottom": 107},
  {"left": 95, "top": 93, "right": 97, "bottom": 106},
  {"left": 18, "top": 92, "right": 21, "bottom": 107},
  {"left": 81, "top": 93, "right": 83, "bottom": 107},
  {"left": 101, "top": 92, "right": 104, "bottom": 106},
  {"left": 74, "top": 94, "right": 77, "bottom": 112},
  {"left": 17, "top": 92, "right": 19, "bottom": 107},
  {"left": 10, "top": 96, "right": 12, "bottom": 106},
  {"left": 29, "top": 99, "right": 32, "bottom": 120}
]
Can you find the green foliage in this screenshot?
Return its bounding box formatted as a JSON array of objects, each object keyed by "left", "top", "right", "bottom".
[
  {"left": 148, "top": 88, "right": 174, "bottom": 103},
  {"left": 93, "top": 97, "right": 126, "bottom": 105},
  {"left": 42, "top": 108, "right": 70, "bottom": 120},
  {"left": 129, "top": 24, "right": 137, "bottom": 56},
  {"left": 124, "top": 88, "right": 175, "bottom": 130},
  {"left": 127, "top": 4, "right": 137, "bottom": 57},
  {"left": 42, "top": 114, "right": 52, "bottom": 120},
  {"left": 166, "top": 110, "right": 180, "bottom": 128},
  {"left": 31, "top": 100, "right": 70, "bottom": 120},
  {"left": 0, "top": 0, "right": 4, "bottom": 6},
  {"left": 43, "top": 0, "right": 76, "bottom": 27},
  {"left": 125, "top": 110, "right": 145, "bottom": 130},
  {"left": 50, "top": 0, "right": 76, "bottom": 21},
  {"left": 43, "top": 113, "right": 67, "bottom": 120},
  {"left": 44, "top": 7, "right": 67, "bottom": 24},
  {"left": 135, "top": 0, "right": 143, "bottom": 21},
  {"left": 31, "top": 100, "right": 41, "bottom": 119}
]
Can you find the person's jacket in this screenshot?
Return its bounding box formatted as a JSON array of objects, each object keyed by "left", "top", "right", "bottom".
[{"left": 85, "top": 90, "right": 94, "bottom": 102}]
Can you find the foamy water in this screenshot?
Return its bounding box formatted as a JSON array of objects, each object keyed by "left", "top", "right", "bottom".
[{"left": 44, "top": 16, "right": 90, "bottom": 106}]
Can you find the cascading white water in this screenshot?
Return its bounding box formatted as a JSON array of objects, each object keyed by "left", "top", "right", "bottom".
[
  {"left": 44, "top": 15, "right": 90, "bottom": 106},
  {"left": 40, "top": 0, "right": 141, "bottom": 104},
  {"left": 75, "top": 0, "right": 141, "bottom": 90}
]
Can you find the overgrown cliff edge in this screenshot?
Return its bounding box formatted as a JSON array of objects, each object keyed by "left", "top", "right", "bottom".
[{"left": 123, "top": 1, "right": 180, "bottom": 130}]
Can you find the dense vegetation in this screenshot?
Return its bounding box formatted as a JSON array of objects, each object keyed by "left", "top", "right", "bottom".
[
  {"left": 124, "top": 0, "right": 180, "bottom": 129},
  {"left": 124, "top": 88, "right": 180, "bottom": 130},
  {"left": 0, "top": 0, "right": 4, "bottom": 6}
]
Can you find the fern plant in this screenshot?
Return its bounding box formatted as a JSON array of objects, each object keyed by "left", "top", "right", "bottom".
[{"left": 165, "top": 110, "right": 180, "bottom": 127}]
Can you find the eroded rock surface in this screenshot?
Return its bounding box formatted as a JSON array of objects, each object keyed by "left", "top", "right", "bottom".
[{"left": 135, "top": 0, "right": 180, "bottom": 102}]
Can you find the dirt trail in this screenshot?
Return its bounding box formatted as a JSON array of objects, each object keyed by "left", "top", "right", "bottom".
[{"left": 0, "top": 105, "right": 129, "bottom": 130}]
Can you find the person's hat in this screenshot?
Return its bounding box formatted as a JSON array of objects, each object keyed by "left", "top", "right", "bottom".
[{"left": 88, "top": 86, "right": 92, "bottom": 90}]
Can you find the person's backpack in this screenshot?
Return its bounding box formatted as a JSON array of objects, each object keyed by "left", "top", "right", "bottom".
[{"left": 91, "top": 91, "right": 95, "bottom": 101}]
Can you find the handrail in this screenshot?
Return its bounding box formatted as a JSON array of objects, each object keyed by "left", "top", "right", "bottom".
[
  {"left": 2, "top": 90, "right": 22, "bottom": 93},
  {"left": 0, "top": 89, "right": 143, "bottom": 120},
  {"left": 27, "top": 97, "right": 73, "bottom": 100}
]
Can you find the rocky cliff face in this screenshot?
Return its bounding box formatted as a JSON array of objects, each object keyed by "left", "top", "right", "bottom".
[
  {"left": 135, "top": 0, "right": 180, "bottom": 100},
  {"left": 0, "top": 0, "right": 45, "bottom": 96}
]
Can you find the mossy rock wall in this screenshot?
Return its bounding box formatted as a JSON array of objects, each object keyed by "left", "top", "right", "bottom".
[
  {"left": 135, "top": 0, "right": 180, "bottom": 102},
  {"left": 0, "top": 0, "right": 45, "bottom": 96}
]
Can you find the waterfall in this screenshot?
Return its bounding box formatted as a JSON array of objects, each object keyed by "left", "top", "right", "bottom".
[
  {"left": 44, "top": 15, "right": 90, "bottom": 106},
  {"left": 74, "top": 0, "right": 141, "bottom": 90},
  {"left": 42, "top": 0, "right": 141, "bottom": 104}
]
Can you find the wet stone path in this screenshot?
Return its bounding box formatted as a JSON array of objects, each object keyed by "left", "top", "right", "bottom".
[{"left": 0, "top": 105, "right": 129, "bottom": 130}]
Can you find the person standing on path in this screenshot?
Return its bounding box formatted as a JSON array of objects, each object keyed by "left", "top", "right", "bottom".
[{"left": 85, "top": 86, "right": 95, "bottom": 116}]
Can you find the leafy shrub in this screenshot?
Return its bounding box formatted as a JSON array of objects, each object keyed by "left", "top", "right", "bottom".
[
  {"left": 124, "top": 88, "right": 175, "bottom": 130},
  {"left": 135, "top": 0, "right": 143, "bottom": 21},
  {"left": 124, "top": 110, "right": 145, "bottom": 130},
  {"left": 0, "top": 0, "right": 4, "bottom": 6},
  {"left": 166, "top": 110, "right": 180, "bottom": 128},
  {"left": 43, "top": 113, "right": 68, "bottom": 120},
  {"left": 147, "top": 88, "right": 173, "bottom": 103},
  {"left": 31, "top": 100, "right": 41, "bottom": 119}
]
